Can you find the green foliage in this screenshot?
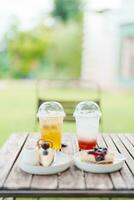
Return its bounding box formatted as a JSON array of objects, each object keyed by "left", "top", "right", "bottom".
[
  {"left": 7, "top": 29, "right": 52, "bottom": 78},
  {"left": 46, "top": 22, "right": 82, "bottom": 78},
  {"left": 0, "top": 52, "right": 10, "bottom": 78},
  {"left": 52, "top": 0, "right": 81, "bottom": 22},
  {"left": 5, "top": 20, "right": 82, "bottom": 79},
  {"left": 1, "top": 1, "right": 83, "bottom": 79}
]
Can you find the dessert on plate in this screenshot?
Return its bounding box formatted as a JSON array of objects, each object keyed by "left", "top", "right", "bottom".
[
  {"left": 80, "top": 147, "right": 114, "bottom": 164},
  {"left": 22, "top": 139, "right": 56, "bottom": 167},
  {"left": 39, "top": 142, "right": 55, "bottom": 167},
  {"left": 20, "top": 139, "right": 71, "bottom": 175}
]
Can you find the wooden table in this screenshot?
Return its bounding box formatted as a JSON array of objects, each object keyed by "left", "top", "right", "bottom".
[{"left": 0, "top": 133, "right": 134, "bottom": 198}]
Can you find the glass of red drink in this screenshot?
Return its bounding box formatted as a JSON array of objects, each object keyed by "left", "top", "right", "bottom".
[{"left": 73, "top": 101, "right": 101, "bottom": 150}]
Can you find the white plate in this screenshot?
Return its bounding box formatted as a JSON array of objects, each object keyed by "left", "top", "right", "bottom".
[
  {"left": 19, "top": 152, "right": 72, "bottom": 175},
  {"left": 74, "top": 152, "right": 126, "bottom": 173}
]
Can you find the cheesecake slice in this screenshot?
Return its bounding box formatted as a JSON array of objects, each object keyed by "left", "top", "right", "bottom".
[{"left": 80, "top": 147, "right": 114, "bottom": 164}]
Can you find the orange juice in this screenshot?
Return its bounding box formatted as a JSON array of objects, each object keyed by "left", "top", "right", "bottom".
[{"left": 39, "top": 118, "right": 63, "bottom": 150}]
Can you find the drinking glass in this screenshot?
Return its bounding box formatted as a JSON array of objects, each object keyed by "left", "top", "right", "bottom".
[
  {"left": 73, "top": 101, "right": 101, "bottom": 150},
  {"left": 37, "top": 101, "right": 65, "bottom": 150}
]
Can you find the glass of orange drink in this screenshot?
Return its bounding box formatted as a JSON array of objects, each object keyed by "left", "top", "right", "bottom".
[{"left": 37, "top": 102, "right": 65, "bottom": 150}]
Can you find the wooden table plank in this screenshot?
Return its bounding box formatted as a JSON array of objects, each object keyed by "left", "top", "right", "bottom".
[
  {"left": 3, "top": 134, "right": 36, "bottom": 189},
  {"left": 58, "top": 134, "right": 85, "bottom": 189},
  {"left": 0, "top": 133, "right": 28, "bottom": 188},
  {"left": 111, "top": 134, "right": 134, "bottom": 175},
  {"left": 94, "top": 135, "right": 126, "bottom": 190},
  {"left": 85, "top": 172, "right": 113, "bottom": 190},
  {"left": 103, "top": 134, "right": 134, "bottom": 189},
  {"left": 31, "top": 175, "right": 58, "bottom": 189},
  {"left": 118, "top": 134, "right": 134, "bottom": 158},
  {"left": 125, "top": 134, "right": 134, "bottom": 146}
]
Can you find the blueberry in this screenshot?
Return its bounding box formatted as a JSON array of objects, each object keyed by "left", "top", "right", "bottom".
[
  {"left": 94, "top": 148, "right": 98, "bottom": 151},
  {"left": 103, "top": 147, "right": 108, "bottom": 151},
  {"left": 87, "top": 150, "right": 95, "bottom": 154},
  {"left": 95, "top": 155, "right": 104, "bottom": 162},
  {"left": 97, "top": 147, "right": 107, "bottom": 153},
  {"left": 43, "top": 150, "right": 48, "bottom": 155},
  {"left": 42, "top": 142, "right": 50, "bottom": 150}
]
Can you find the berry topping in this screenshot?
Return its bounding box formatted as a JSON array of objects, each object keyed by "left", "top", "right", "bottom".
[
  {"left": 95, "top": 155, "right": 104, "bottom": 162},
  {"left": 42, "top": 142, "right": 50, "bottom": 150},
  {"left": 43, "top": 150, "right": 48, "bottom": 155},
  {"left": 103, "top": 147, "right": 107, "bottom": 150},
  {"left": 86, "top": 147, "right": 108, "bottom": 161},
  {"left": 94, "top": 147, "right": 98, "bottom": 151},
  {"left": 87, "top": 150, "right": 96, "bottom": 154},
  {"left": 94, "top": 147, "right": 107, "bottom": 153}
]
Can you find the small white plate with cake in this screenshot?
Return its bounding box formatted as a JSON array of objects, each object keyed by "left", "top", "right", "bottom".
[
  {"left": 19, "top": 141, "right": 72, "bottom": 175},
  {"left": 74, "top": 147, "right": 125, "bottom": 173}
]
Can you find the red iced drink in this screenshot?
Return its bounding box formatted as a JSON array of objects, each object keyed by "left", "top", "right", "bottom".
[
  {"left": 73, "top": 102, "right": 101, "bottom": 150},
  {"left": 78, "top": 139, "right": 97, "bottom": 150}
]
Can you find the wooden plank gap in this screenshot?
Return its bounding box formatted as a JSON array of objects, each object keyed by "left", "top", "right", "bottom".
[
  {"left": 110, "top": 134, "right": 134, "bottom": 176},
  {"left": 125, "top": 134, "right": 134, "bottom": 147},
  {"left": 103, "top": 134, "right": 134, "bottom": 189},
  {"left": 118, "top": 134, "right": 134, "bottom": 159},
  {"left": 97, "top": 134, "right": 126, "bottom": 189}
]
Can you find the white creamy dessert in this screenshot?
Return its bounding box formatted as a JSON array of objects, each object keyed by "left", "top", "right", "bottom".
[{"left": 39, "top": 142, "right": 55, "bottom": 167}]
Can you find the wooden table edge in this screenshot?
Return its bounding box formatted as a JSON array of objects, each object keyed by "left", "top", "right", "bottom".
[{"left": 0, "top": 189, "right": 134, "bottom": 198}]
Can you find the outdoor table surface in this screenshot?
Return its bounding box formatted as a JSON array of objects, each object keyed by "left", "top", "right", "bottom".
[{"left": 0, "top": 133, "right": 134, "bottom": 198}]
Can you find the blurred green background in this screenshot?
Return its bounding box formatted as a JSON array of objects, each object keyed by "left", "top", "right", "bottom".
[
  {"left": 0, "top": 80, "right": 134, "bottom": 146},
  {"left": 0, "top": 0, "right": 82, "bottom": 79},
  {"left": 0, "top": 0, "right": 134, "bottom": 146},
  {"left": 0, "top": 0, "right": 82, "bottom": 144}
]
